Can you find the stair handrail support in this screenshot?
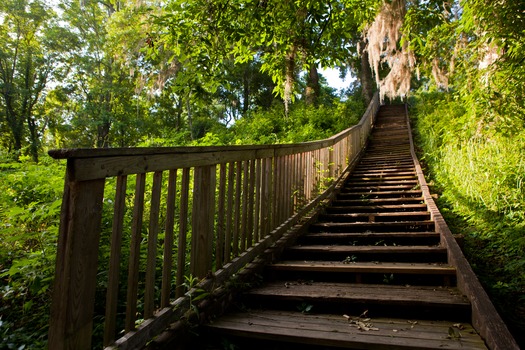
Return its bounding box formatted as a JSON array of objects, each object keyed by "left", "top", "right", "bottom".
[{"left": 47, "top": 93, "right": 380, "bottom": 350}]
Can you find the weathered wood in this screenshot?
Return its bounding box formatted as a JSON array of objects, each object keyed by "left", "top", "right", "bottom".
[
  {"left": 176, "top": 168, "right": 190, "bottom": 298},
  {"left": 247, "top": 282, "right": 470, "bottom": 308},
  {"left": 224, "top": 162, "right": 235, "bottom": 262},
  {"left": 253, "top": 158, "right": 262, "bottom": 243},
  {"left": 191, "top": 165, "right": 216, "bottom": 278},
  {"left": 125, "top": 173, "right": 146, "bottom": 332},
  {"left": 232, "top": 162, "right": 242, "bottom": 257},
  {"left": 268, "top": 261, "right": 457, "bottom": 275},
  {"left": 208, "top": 311, "right": 487, "bottom": 350},
  {"left": 145, "top": 171, "right": 163, "bottom": 319},
  {"left": 161, "top": 169, "right": 177, "bottom": 307},
  {"left": 240, "top": 161, "right": 249, "bottom": 251},
  {"left": 47, "top": 92, "right": 382, "bottom": 350},
  {"left": 104, "top": 175, "right": 127, "bottom": 346},
  {"left": 247, "top": 159, "right": 256, "bottom": 248},
  {"left": 216, "top": 164, "right": 227, "bottom": 269},
  {"left": 48, "top": 174, "right": 105, "bottom": 350},
  {"left": 285, "top": 245, "right": 446, "bottom": 255}
]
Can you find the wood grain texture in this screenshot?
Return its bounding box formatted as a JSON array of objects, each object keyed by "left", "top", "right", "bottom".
[{"left": 48, "top": 175, "right": 105, "bottom": 350}]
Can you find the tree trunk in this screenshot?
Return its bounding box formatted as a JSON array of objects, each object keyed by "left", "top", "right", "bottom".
[
  {"left": 27, "top": 115, "right": 39, "bottom": 163},
  {"left": 305, "top": 63, "right": 320, "bottom": 106},
  {"left": 359, "top": 40, "right": 374, "bottom": 106}
]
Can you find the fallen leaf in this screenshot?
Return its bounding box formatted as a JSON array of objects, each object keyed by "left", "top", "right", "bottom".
[{"left": 448, "top": 326, "right": 462, "bottom": 339}]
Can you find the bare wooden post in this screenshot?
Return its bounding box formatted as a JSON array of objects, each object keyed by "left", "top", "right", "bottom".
[
  {"left": 191, "top": 165, "right": 216, "bottom": 278},
  {"left": 48, "top": 168, "right": 105, "bottom": 350}
]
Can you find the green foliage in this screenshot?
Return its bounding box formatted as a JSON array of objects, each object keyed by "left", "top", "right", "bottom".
[
  {"left": 411, "top": 90, "right": 525, "bottom": 337},
  {"left": 229, "top": 96, "right": 364, "bottom": 145},
  {"left": 0, "top": 157, "right": 65, "bottom": 349}
]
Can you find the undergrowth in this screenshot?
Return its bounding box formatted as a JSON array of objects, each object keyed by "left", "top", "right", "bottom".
[{"left": 410, "top": 91, "right": 525, "bottom": 346}]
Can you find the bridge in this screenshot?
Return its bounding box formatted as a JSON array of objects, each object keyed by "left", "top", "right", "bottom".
[{"left": 47, "top": 93, "right": 518, "bottom": 349}]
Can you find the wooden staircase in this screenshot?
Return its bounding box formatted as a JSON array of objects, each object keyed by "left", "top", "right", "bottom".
[{"left": 201, "top": 105, "right": 488, "bottom": 349}]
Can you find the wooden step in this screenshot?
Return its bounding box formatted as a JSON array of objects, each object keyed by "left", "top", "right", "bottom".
[
  {"left": 346, "top": 180, "right": 418, "bottom": 186},
  {"left": 300, "top": 231, "right": 440, "bottom": 246},
  {"left": 351, "top": 167, "right": 416, "bottom": 175},
  {"left": 311, "top": 220, "right": 435, "bottom": 233},
  {"left": 337, "top": 190, "right": 423, "bottom": 199},
  {"left": 268, "top": 261, "right": 456, "bottom": 275},
  {"left": 244, "top": 282, "right": 470, "bottom": 313},
  {"left": 283, "top": 245, "right": 447, "bottom": 263},
  {"left": 204, "top": 310, "right": 487, "bottom": 350},
  {"left": 318, "top": 211, "right": 431, "bottom": 223},
  {"left": 348, "top": 174, "right": 417, "bottom": 180},
  {"left": 327, "top": 204, "right": 428, "bottom": 213},
  {"left": 332, "top": 197, "right": 425, "bottom": 206}
]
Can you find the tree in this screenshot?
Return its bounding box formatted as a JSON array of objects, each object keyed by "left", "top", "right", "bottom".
[
  {"left": 154, "top": 0, "right": 380, "bottom": 116},
  {"left": 0, "top": 0, "right": 58, "bottom": 162}
]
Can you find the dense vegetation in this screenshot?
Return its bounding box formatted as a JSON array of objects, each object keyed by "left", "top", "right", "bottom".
[{"left": 1, "top": 0, "right": 523, "bottom": 348}]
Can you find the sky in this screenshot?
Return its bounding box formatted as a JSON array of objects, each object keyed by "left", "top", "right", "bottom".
[{"left": 320, "top": 67, "right": 355, "bottom": 91}]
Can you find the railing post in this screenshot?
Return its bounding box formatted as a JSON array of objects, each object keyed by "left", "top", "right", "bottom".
[
  {"left": 191, "top": 165, "right": 216, "bottom": 278},
  {"left": 48, "top": 166, "right": 105, "bottom": 350}
]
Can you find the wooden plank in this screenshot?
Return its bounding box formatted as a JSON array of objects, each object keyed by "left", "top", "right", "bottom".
[
  {"left": 48, "top": 175, "right": 105, "bottom": 350},
  {"left": 208, "top": 311, "right": 486, "bottom": 349},
  {"left": 240, "top": 161, "right": 249, "bottom": 252},
  {"left": 328, "top": 204, "right": 428, "bottom": 212},
  {"left": 246, "top": 282, "right": 470, "bottom": 307},
  {"left": 269, "top": 261, "right": 457, "bottom": 275},
  {"left": 216, "top": 164, "right": 227, "bottom": 269},
  {"left": 286, "top": 245, "right": 446, "bottom": 255},
  {"left": 247, "top": 159, "right": 256, "bottom": 248},
  {"left": 125, "top": 173, "right": 146, "bottom": 332},
  {"left": 224, "top": 162, "right": 235, "bottom": 262},
  {"left": 303, "top": 232, "right": 439, "bottom": 240},
  {"left": 321, "top": 211, "right": 431, "bottom": 219},
  {"left": 260, "top": 158, "right": 271, "bottom": 237},
  {"left": 191, "top": 165, "right": 216, "bottom": 278},
  {"left": 104, "top": 175, "right": 127, "bottom": 346},
  {"left": 145, "top": 171, "right": 163, "bottom": 319},
  {"left": 161, "top": 169, "right": 177, "bottom": 307},
  {"left": 176, "top": 168, "right": 190, "bottom": 298},
  {"left": 233, "top": 162, "right": 242, "bottom": 257},
  {"left": 253, "top": 158, "right": 262, "bottom": 243}
]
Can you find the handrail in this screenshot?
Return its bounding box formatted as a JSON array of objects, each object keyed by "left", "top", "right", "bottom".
[{"left": 47, "top": 92, "right": 380, "bottom": 350}]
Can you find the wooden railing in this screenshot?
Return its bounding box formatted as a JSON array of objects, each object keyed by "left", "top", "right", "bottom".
[{"left": 47, "top": 92, "right": 380, "bottom": 350}]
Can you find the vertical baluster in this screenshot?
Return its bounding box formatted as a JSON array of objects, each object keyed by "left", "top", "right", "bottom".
[
  {"left": 273, "top": 156, "right": 281, "bottom": 226},
  {"left": 104, "top": 175, "right": 127, "bottom": 346},
  {"left": 162, "top": 169, "right": 177, "bottom": 307},
  {"left": 176, "top": 168, "right": 190, "bottom": 298},
  {"left": 145, "top": 171, "right": 163, "bottom": 319},
  {"left": 233, "top": 162, "right": 242, "bottom": 257},
  {"left": 240, "top": 161, "right": 249, "bottom": 252},
  {"left": 247, "top": 159, "right": 256, "bottom": 248},
  {"left": 224, "top": 162, "right": 235, "bottom": 262},
  {"left": 125, "top": 173, "right": 146, "bottom": 332},
  {"left": 284, "top": 155, "right": 290, "bottom": 217},
  {"left": 260, "top": 158, "right": 271, "bottom": 237},
  {"left": 216, "top": 164, "right": 227, "bottom": 269},
  {"left": 253, "top": 158, "right": 262, "bottom": 243}
]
